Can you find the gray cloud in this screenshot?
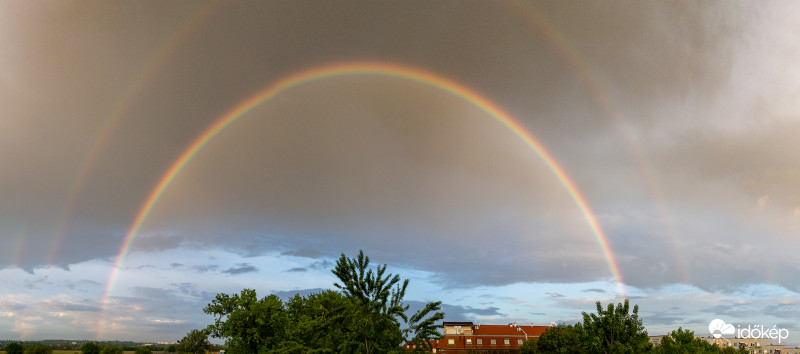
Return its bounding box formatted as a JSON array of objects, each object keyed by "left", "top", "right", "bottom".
[
  {"left": 583, "top": 289, "right": 606, "bottom": 294},
  {"left": 271, "top": 288, "right": 327, "bottom": 301},
  {"left": 222, "top": 264, "right": 258, "bottom": 275},
  {"left": 406, "top": 301, "right": 505, "bottom": 323},
  {"left": 2, "top": 0, "right": 800, "bottom": 341}
]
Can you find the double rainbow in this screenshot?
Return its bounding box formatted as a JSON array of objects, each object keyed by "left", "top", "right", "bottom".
[{"left": 97, "top": 61, "right": 626, "bottom": 337}]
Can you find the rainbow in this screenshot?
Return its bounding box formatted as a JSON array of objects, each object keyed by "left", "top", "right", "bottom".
[
  {"left": 48, "top": 1, "right": 224, "bottom": 265},
  {"left": 99, "top": 61, "right": 627, "bottom": 336},
  {"left": 509, "top": 0, "right": 690, "bottom": 284}
]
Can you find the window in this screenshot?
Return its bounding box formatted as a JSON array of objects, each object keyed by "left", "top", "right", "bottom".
[
  {"left": 476, "top": 339, "right": 482, "bottom": 345},
  {"left": 466, "top": 338, "right": 472, "bottom": 345},
  {"left": 504, "top": 338, "right": 510, "bottom": 345},
  {"left": 490, "top": 339, "right": 496, "bottom": 345},
  {"left": 448, "top": 338, "right": 454, "bottom": 345},
  {"left": 518, "top": 339, "right": 523, "bottom": 345}
]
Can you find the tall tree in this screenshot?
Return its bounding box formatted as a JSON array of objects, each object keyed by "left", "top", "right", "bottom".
[
  {"left": 578, "top": 299, "right": 651, "bottom": 354},
  {"left": 283, "top": 289, "right": 356, "bottom": 352},
  {"left": 80, "top": 342, "right": 100, "bottom": 354},
  {"left": 653, "top": 327, "right": 718, "bottom": 354},
  {"left": 331, "top": 250, "right": 444, "bottom": 353},
  {"left": 176, "top": 329, "right": 211, "bottom": 354},
  {"left": 204, "top": 290, "right": 286, "bottom": 353},
  {"left": 520, "top": 323, "right": 581, "bottom": 353},
  {"left": 4, "top": 343, "right": 23, "bottom": 354}
]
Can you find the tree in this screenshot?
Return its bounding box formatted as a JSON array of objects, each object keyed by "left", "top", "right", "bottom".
[
  {"left": 204, "top": 290, "right": 286, "bottom": 353},
  {"left": 99, "top": 345, "right": 123, "bottom": 354},
  {"left": 653, "top": 327, "right": 718, "bottom": 354},
  {"left": 331, "top": 250, "right": 444, "bottom": 353},
  {"left": 22, "top": 345, "right": 52, "bottom": 354},
  {"left": 165, "top": 344, "right": 177, "bottom": 352},
  {"left": 134, "top": 346, "right": 153, "bottom": 354},
  {"left": 80, "top": 342, "right": 100, "bottom": 354},
  {"left": 577, "top": 299, "right": 651, "bottom": 354},
  {"left": 283, "top": 289, "right": 356, "bottom": 352},
  {"left": 4, "top": 343, "right": 23, "bottom": 354},
  {"left": 177, "top": 329, "right": 211, "bottom": 354},
  {"left": 520, "top": 323, "right": 581, "bottom": 353}
]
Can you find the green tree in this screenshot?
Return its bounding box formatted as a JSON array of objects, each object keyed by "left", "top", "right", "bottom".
[
  {"left": 80, "top": 342, "right": 100, "bottom": 354},
  {"left": 177, "top": 329, "right": 211, "bottom": 354},
  {"left": 331, "top": 250, "right": 444, "bottom": 353},
  {"left": 719, "top": 346, "right": 748, "bottom": 354},
  {"left": 577, "top": 299, "right": 651, "bottom": 354},
  {"left": 134, "top": 346, "right": 153, "bottom": 354},
  {"left": 23, "top": 345, "right": 52, "bottom": 354},
  {"left": 520, "top": 323, "right": 581, "bottom": 353},
  {"left": 99, "top": 345, "right": 122, "bottom": 354},
  {"left": 653, "top": 327, "right": 718, "bottom": 354},
  {"left": 4, "top": 343, "right": 23, "bottom": 354},
  {"left": 204, "top": 290, "right": 286, "bottom": 353},
  {"left": 165, "top": 344, "right": 177, "bottom": 353},
  {"left": 283, "top": 289, "right": 355, "bottom": 352}
]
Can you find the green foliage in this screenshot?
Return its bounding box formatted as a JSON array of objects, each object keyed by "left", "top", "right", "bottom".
[
  {"left": 520, "top": 323, "right": 581, "bottom": 353},
  {"left": 177, "top": 329, "right": 211, "bottom": 354},
  {"left": 165, "top": 344, "right": 177, "bottom": 352},
  {"left": 134, "top": 346, "right": 153, "bottom": 354},
  {"left": 332, "top": 250, "right": 444, "bottom": 353},
  {"left": 578, "top": 299, "right": 651, "bottom": 354},
  {"left": 5, "top": 343, "right": 23, "bottom": 354},
  {"left": 283, "top": 289, "right": 355, "bottom": 352},
  {"left": 652, "top": 327, "right": 718, "bottom": 354},
  {"left": 719, "top": 346, "right": 748, "bottom": 354},
  {"left": 22, "top": 345, "right": 52, "bottom": 354},
  {"left": 204, "top": 290, "right": 286, "bottom": 353},
  {"left": 98, "top": 345, "right": 122, "bottom": 354},
  {"left": 80, "top": 343, "right": 99, "bottom": 354},
  {"left": 203, "top": 250, "right": 443, "bottom": 353}
]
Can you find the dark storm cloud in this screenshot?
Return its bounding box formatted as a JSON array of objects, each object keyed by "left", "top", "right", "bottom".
[
  {"left": 281, "top": 247, "right": 325, "bottom": 259},
  {"left": 1, "top": 2, "right": 800, "bottom": 342},
  {"left": 221, "top": 263, "right": 258, "bottom": 275},
  {"left": 583, "top": 289, "right": 606, "bottom": 294}
]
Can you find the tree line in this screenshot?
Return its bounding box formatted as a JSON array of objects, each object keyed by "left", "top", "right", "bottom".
[
  {"left": 192, "top": 250, "right": 444, "bottom": 353},
  {"left": 519, "top": 301, "right": 749, "bottom": 354},
  {"left": 1, "top": 250, "right": 755, "bottom": 354}
]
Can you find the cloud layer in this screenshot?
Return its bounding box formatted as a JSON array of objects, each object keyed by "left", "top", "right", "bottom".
[{"left": 2, "top": 0, "right": 800, "bottom": 342}]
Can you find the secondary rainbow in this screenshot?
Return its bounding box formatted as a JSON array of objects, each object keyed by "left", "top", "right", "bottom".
[
  {"left": 99, "top": 61, "right": 627, "bottom": 335},
  {"left": 509, "top": 0, "right": 690, "bottom": 284},
  {"left": 49, "top": 1, "right": 224, "bottom": 266}
]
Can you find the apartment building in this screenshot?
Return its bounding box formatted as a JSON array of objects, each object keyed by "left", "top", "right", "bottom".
[{"left": 428, "top": 321, "right": 549, "bottom": 352}]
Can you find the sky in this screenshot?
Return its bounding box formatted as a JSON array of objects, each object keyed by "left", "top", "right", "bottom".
[{"left": 2, "top": 0, "right": 800, "bottom": 345}]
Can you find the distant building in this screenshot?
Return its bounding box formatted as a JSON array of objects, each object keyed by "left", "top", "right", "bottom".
[
  {"left": 650, "top": 334, "right": 800, "bottom": 354},
  {"left": 418, "top": 321, "right": 549, "bottom": 352}
]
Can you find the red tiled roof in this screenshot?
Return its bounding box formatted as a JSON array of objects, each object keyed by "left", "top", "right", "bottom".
[
  {"left": 474, "top": 324, "right": 548, "bottom": 337},
  {"left": 434, "top": 323, "right": 550, "bottom": 352}
]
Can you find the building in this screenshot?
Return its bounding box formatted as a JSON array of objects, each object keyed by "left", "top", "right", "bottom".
[
  {"left": 427, "top": 321, "right": 549, "bottom": 352},
  {"left": 650, "top": 335, "right": 800, "bottom": 354}
]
